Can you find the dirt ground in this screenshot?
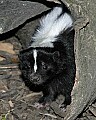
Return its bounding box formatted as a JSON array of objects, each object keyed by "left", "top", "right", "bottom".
[{"left": 0, "top": 37, "right": 96, "bottom": 120}]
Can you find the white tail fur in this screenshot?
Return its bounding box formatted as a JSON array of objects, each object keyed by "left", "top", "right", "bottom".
[{"left": 30, "top": 6, "right": 73, "bottom": 48}]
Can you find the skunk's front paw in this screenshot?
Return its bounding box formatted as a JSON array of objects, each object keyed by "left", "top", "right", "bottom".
[
  {"left": 34, "top": 94, "right": 55, "bottom": 109},
  {"left": 34, "top": 102, "right": 47, "bottom": 109},
  {"left": 39, "top": 95, "right": 55, "bottom": 104},
  {"left": 33, "top": 96, "right": 50, "bottom": 109},
  {"left": 59, "top": 103, "right": 67, "bottom": 112}
]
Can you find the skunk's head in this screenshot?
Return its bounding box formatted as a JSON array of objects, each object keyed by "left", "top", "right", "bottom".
[{"left": 19, "top": 48, "right": 60, "bottom": 85}]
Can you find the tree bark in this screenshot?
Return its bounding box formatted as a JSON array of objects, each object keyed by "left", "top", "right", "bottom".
[{"left": 63, "top": 0, "right": 96, "bottom": 119}]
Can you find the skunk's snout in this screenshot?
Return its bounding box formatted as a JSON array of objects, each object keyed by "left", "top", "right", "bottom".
[{"left": 30, "top": 73, "right": 41, "bottom": 83}]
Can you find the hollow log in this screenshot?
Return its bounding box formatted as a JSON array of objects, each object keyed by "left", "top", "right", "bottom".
[{"left": 64, "top": 0, "right": 96, "bottom": 119}]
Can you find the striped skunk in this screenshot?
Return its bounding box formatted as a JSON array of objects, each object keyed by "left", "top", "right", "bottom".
[{"left": 19, "top": 1, "right": 76, "bottom": 109}]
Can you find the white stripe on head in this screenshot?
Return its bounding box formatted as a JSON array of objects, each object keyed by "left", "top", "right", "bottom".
[{"left": 33, "top": 49, "right": 37, "bottom": 72}]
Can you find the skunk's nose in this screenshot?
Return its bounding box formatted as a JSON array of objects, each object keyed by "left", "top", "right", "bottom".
[
  {"left": 32, "top": 76, "right": 40, "bottom": 82},
  {"left": 30, "top": 73, "right": 40, "bottom": 82}
]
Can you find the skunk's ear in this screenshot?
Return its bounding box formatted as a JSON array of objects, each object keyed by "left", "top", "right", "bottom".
[
  {"left": 53, "top": 51, "right": 60, "bottom": 61},
  {"left": 19, "top": 47, "right": 33, "bottom": 59},
  {"left": 19, "top": 47, "right": 33, "bottom": 55}
]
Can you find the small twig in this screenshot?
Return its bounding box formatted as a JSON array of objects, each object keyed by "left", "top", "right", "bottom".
[
  {"left": 47, "top": 0, "right": 61, "bottom": 4},
  {"left": 89, "top": 105, "right": 96, "bottom": 117},
  {"left": 20, "top": 100, "right": 37, "bottom": 108},
  {"left": 39, "top": 112, "right": 57, "bottom": 119},
  {"left": 0, "top": 64, "right": 18, "bottom": 69},
  {"left": 18, "top": 92, "right": 42, "bottom": 100},
  {"left": 0, "top": 89, "right": 17, "bottom": 99}
]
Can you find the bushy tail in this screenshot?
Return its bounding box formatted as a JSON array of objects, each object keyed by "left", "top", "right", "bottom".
[{"left": 56, "top": 0, "right": 71, "bottom": 14}]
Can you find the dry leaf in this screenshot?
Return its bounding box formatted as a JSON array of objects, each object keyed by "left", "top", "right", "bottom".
[
  {"left": 0, "top": 42, "right": 15, "bottom": 61},
  {"left": 0, "top": 42, "right": 15, "bottom": 54}
]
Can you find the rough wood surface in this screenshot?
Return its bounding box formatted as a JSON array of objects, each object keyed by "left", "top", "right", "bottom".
[
  {"left": 0, "top": 0, "right": 48, "bottom": 34},
  {"left": 63, "top": 0, "right": 96, "bottom": 119}
]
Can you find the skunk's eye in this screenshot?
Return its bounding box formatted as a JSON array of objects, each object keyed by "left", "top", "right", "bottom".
[
  {"left": 41, "top": 62, "right": 47, "bottom": 70},
  {"left": 23, "top": 61, "right": 30, "bottom": 69}
]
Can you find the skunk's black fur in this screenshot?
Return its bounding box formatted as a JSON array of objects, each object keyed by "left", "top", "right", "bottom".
[{"left": 19, "top": 1, "right": 76, "bottom": 108}]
